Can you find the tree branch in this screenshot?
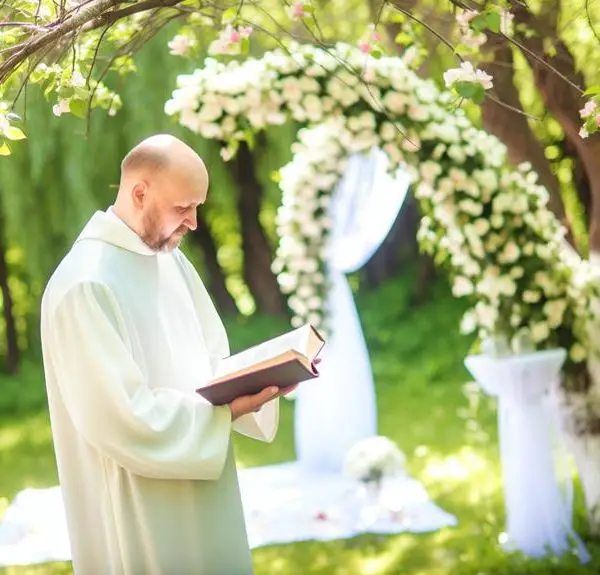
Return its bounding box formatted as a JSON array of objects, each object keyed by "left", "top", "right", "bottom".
[
  {"left": 0, "top": 0, "right": 120, "bottom": 83},
  {"left": 81, "top": 0, "right": 182, "bottom": 31},
  {"left": 0, "top": 0, "right": 183, "bottom": 84},
  {"left": 388, "top": 0, "right": 463, "bottom": 63}
]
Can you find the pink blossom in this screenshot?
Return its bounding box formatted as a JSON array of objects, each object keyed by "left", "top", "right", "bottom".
[
  {"left": 580, "top": 99, "right": 597, "bottom": 119},
  {"left": 595, "top": 113, "right": 600, "bottom": 127},
  {"left": 224, "top": 24, "right": 252, "bottom": 44},
  {"left": 288, "top": 1, "right": 310, "bottom": 21},
  {"left": 168, "top": 34, "right": 193, "bottom": 56},
  {"left": 359, "top": 24, "right": 381, "bottom": 54},
  {"left": 52, "top": 99, "right": 70, "bottom": 117},
  {"left": 293, "top": 3, "right": 305, "bottom": 17},
  {"left": 456, "top": 9, "right": 478, "bottom": 27},
  {"left": 208, "top": 25, "right": 252, "bottom": 55}
]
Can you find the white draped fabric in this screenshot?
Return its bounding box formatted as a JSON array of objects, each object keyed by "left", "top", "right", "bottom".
[
  {"left": 295, "top": 148, "right": 412, "bottom": 473},
  {"left": 0, "top": 463, "right": 458, "bottom": 567},
  {"left": 464, "top": 350, "right": 590, "bottom": 563}
]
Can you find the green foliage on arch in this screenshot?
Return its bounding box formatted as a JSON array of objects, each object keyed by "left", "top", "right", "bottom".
[{"left": 165, "top": 43, "right": 600, "bottom": 369}]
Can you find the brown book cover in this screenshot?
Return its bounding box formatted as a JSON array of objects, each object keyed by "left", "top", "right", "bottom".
[{"left": 196, "top": 324, "right": 325, "bottom": 406}]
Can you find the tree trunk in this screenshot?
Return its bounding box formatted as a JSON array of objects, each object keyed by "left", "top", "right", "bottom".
[
  {"left": 360, "top": 218, "right": 402, "bottom": 287},
  {"left": 0, "top": 213, "right": 19, "bottom": 374},
  {"left": 562, "top": 137, "right": 591, "bottom": 229},
  {"left": 188, "top": 211, "right": 238, "bottom": 317},
  {"left": 478, "top": 36, "right": 572, "bottom": 242},
  {"left": 230, "top": 142, "right": 288, "bottom": 317},
  {"left": 411, "top": 255, "right": 437, "bottom": 306},
  {"left": 511, "top": 3, "right": 600, "bottom": 254}
]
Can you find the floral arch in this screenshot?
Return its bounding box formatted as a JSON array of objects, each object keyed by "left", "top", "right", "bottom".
[{"left": 165, "top": 42, "right": 599, "bottom": 371}]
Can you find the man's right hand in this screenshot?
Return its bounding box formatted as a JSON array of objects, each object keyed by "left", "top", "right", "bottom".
[{"left": 228, "top": 386, "right": 280, "bottom": 421}]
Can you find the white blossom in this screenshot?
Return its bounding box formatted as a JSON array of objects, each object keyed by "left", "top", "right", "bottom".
[
  {"left": 453, "top": 276, "right": 474, "bottom": 297},
  {"left": 168, "top": 34, "right": 195, "bottom": 56},
  {"left": 163, "top": 42, "right": 597, "bottom": 359},
  {"left": 443, "top": 61, "right": 493, "bottom": 91}
]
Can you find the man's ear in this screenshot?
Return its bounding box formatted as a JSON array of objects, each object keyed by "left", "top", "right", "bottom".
[{"left": 131, "top": 180, "right": 148, "bottom": 209}]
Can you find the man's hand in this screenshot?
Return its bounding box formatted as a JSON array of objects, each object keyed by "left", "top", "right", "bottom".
[
  {"left": 228, "top": 385, "right": 294, "bottom": 421},
  {"left": 227, "top": 357, "right": 322, "bottom": 421}
]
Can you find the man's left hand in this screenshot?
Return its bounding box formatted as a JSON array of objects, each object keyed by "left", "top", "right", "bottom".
[{"left": 254, "top": 358, "right": 321, "bottom": 411}]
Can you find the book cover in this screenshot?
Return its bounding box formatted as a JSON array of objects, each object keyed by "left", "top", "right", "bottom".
[{"left": 196, "top": 324, "right": 325, "bottom": 406}]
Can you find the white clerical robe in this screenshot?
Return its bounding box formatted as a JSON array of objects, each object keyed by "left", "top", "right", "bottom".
[{"left": 40, "top": 209, "right": 279, "bottom": 575}]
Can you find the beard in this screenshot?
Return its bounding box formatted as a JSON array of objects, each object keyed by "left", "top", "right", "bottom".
[{"left": 140, "top": 205, "right": 187, "bottom": 252}]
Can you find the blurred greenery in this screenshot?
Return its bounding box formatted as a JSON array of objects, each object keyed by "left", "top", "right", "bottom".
[{"left": 0, "top": 273, "right": 598, "bottom": 574}]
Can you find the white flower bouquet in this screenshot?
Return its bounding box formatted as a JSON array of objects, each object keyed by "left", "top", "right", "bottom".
[{"left": 343, "top": 435, "right": 406, "bottom": 484}]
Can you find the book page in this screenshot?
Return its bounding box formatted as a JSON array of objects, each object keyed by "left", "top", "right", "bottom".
[
  {"left": 307, "top": 325, "right": 325, "bottom": 360},
  {"left": 214, "top": 325, "right": 312, "bottom": 378}
]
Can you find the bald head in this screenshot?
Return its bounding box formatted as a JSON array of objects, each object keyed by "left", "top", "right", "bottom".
[
  {"left": 114, "top": 134, "right": 209, "bottom": 253},
  {"left": 120, "top": 133, "right": 208, "bottom": 187}
]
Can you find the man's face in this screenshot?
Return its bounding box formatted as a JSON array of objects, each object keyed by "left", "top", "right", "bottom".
[{"left": 139, "top": 171, "right": 207, "bottom": 253}]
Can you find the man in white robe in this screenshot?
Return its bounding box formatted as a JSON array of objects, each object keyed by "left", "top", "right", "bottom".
[{"left": 40, "top": 134, "right": 291, "bottom": 574}]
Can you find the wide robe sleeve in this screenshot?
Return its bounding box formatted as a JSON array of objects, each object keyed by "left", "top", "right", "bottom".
[
  {"left": 43, "top": 280, "right": 233, "bottom": 481},
  {"left": 174, "top": 250, "right": 280, "bottom": 443},
  {"left": 232, "top": 400, "right": 279, "bottom": 443}
]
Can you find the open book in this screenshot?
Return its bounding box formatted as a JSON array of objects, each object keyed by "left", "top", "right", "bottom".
[{"left": 196, "top": 323, "right": 325, "bottom": 406}]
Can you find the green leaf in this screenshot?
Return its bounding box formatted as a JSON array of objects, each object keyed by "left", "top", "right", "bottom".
[
  {"left": 470, "top": 85, "right": 486, "bottom": 104},
  {"left": 370, "top": 48, "right": 382, "bottom": 59},
  {"left": 394, "top": 32, "right": 412, "bottom": 46},
  {"left": 543, "top": 37, "right": 557, "bottom": 57},
  {"left": 454, "top": 43, "right": 477, "bottom": 56},
  {"left": 584, "top": 86, "right": 600, "bottom": 97},
  {"left": 302, "top": 4, "right": 314, "bottom": 13},
  {"left": 43, "top": 79, "right": 57, "bottom": 97},
  {"left": 222, "top": 7, "right": 237, "bottom": 23},
  {"left": 244, "top": 127, "right": 255, "bottom": 150},
  {"left": 389, "top": 13, "right": 406, "bottom": 24},
  {"left": 0, "top": 141, "right": 11, "bottom": 156},
  {"left": 59, "top": 86, "right": 74, "bottom": 99},
  {"left": 69, "top": 99, "right": 87, "bottom": 119},
  {"left": 454, "top": 81, "right": 477, "bottom": 99},
  {"left": 240, "top": 36, "right": 250, "bottom": 55},
  {"left": 454, "top": 81, "right": 485, "bottom": 104},
  {"left": 470, "top": 13, "right": 488, "bottom": 33},
  {"left": 73, "top": 86, "right": 90, "bottom": 100},
  {"left": 486, "top": 11, "right": 501, "bottom": 34},
  {"left": 3, "top": 126, "right": 26, "bottom": 141}
]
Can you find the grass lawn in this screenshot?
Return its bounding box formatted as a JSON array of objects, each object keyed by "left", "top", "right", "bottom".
[{"left": 1, "top": 274, "right": 599, "bottom": 574}]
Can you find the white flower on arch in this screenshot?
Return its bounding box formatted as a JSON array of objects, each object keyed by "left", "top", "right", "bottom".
[{"left": 165, "top": 43, "right": 600, "bottom": 365}]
